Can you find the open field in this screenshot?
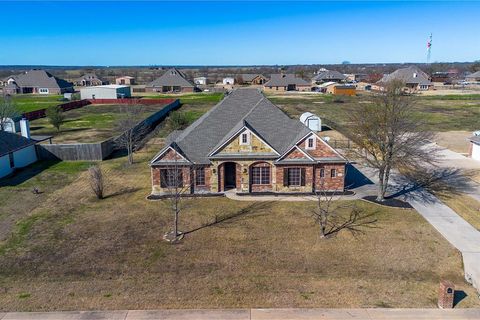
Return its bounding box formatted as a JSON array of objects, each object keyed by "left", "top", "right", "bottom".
[
  {"left": 140, "top": 92, "right": 224, "bottom": 104},
  {"left": 11, "top": 94, "right": 65, "bottom": 113},
  {"left": 0, "top": 140, "right": 478, "bottom": 311},
  {"left": 266, "top": 93, "right": 480, "bottom": 133},
  {"left": 29, "top": 104, "right": 169, "bottom": 143}
]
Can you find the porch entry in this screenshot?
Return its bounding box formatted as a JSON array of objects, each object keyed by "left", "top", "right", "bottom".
[{"left": 224, "top": 162, "right": 237, "bottom": 190}]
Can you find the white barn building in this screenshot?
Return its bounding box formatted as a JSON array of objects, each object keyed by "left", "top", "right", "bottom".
[
  {"left": 300, "top": 112, "right": 322, "bottom": 132},
  {"left": 80, "top": 85, "right": 131, "bottom": 100}
]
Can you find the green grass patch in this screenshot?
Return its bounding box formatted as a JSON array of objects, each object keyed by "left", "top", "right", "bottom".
[
  {"left": 421, "top": 94, "right": 480, "bottom": 100},
  {"left": 0, "top": 211, "right": 49, "bottom": 256},
  {"left": 12, "top": 95, "right": 64, "bottom": 113},
  {"left": 144, "top": 93, "right": 224, "bottom": 104}
]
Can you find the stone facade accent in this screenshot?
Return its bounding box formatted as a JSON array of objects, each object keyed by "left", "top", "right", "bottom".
[{"left": 151, "top": 161, "right": 345, "bottom": 195}]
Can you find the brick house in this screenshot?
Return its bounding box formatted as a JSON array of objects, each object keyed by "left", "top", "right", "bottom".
[
  {"left": 241, "top": 74, "right": 268, "bottom": 85},
  {"left": 146, "top": 68, "right": 195, "bottom": 93},
  {"left": 2, "top": 69, "right": 73, "bottom": 95},
  {"left": 150, "top": 89, "right": 346, "bottom": 196},
  {"left": 263, "top": 74, "right": 311, "bottom": 92},
  {"left": 377, "top": 66, "right": 433, "bottom": 92}
]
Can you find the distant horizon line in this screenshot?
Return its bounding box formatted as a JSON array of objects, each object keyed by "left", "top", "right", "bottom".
[{"left": 0, "top": 61, "right": 477, "bottom": 69}]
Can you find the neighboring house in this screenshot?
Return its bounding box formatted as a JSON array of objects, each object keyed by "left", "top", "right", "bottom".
[
  {"left": 194, "top": 77, "right": 207, "bottom": 85},
  {"left": 377, "top": 66, "right": 433, "bottom": 92},
  {"left": 242, "top": 74, "right": 268, "bottom": 85},
  {"left": 300, "top": 112, "right": 322, "bottom": 132},
  {"left": 146, "top": 68, "right": 195, "bottom": 93},
  {"left": 313, "top": 70, "right": 347, "bottom": 83},
  {"left": 0, "top": 127, "right": 38, "bottom": 179},
  {"left": 263, "top": 74, "right": 311, "bottom": 92},
  {"left": 80, "top": 85, "right": 131, "bottom": 100},
  {"left": 150, "top": 89, "right": 346, "bottom": 196},
  {"left": 0, "top": 75, "right": 15, "bottom": 86},
  {"left": 115, "top": 76, "right": 136, "bottom": 85},
  {"left": 2, "top": 69, "right": 74, "bottom": 95},
  {"left": 222, "top": 77, "right": 235, "bottom": 85},
  {"left": 74, "top": 73, "right": 106, "bottom": 86},
  {"left": 469, "top": 134, "right": 480, "bottom": 161},
  {"left": 344, "top": 73, "right": 367, "bottom": 83},
  {"left": 466, "top": 71, "right": 480, "bottom": 82}
]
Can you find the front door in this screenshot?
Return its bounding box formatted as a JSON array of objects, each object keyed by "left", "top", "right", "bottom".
[{"left": 224, "top": 162, "right": 236, "bottom": 190}]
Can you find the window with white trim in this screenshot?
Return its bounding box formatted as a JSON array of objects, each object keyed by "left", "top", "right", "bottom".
[
  {"left": 240, "top": 132, "right": 250, "bottom": 145},
  {"left": 306, "top": 136, "right": 315, "bottom": 150},
  {"left": 39, "top": 88, "right": 49, "bottom": 94},
  {"left": 319, "top": 168, "right": 325, "bottom": 178}
]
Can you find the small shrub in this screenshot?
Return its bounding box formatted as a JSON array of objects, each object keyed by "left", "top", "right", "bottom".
[
  {"left": 45, "top": 105, "right": 65, "bottom": 131},
  {"left": 88, "top": 164, "right": 104, "bottom": 199},
  {"left": 168, "top": 111, "right": 192, "bottom": 130}
]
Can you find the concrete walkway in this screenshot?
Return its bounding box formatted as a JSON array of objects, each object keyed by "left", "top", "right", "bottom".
[{"left": 2, "top": 308, "right": 480, "bottom": 320}]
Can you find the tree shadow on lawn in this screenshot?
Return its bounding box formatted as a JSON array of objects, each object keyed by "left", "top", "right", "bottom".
[
  {"left": 183, "top": 201, "right": 274, "bottom": 236},
  {"left": 0, "top": 160, "right": 61, "bottom": 187},
  {"left": 387, "top": 167, "right": 477, "bottom": 204},
  {"left": 104, "top": 187, "right": 141, "bottom": 199}
]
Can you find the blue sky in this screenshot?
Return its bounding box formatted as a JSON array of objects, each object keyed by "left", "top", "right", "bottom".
[{"left": 0, "top": 1, "right": 479, "bottom": 66}]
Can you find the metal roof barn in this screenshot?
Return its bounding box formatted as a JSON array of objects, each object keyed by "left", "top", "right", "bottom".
[{"left": 80, "top": 85, "right": 131, "bottom": 100}]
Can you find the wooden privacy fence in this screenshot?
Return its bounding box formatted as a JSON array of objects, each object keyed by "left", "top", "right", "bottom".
[
  {"left": 36, "top": 99, "right": 180, "bottom": 161},
  {"left": 22, "top": 98, "right": 176, "bottom": 121}
]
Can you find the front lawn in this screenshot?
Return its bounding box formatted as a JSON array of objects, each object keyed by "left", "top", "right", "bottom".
[
  {"left": 142, "top": 92, "right": 224, "bottom": 105},
  {"left": 11, "top": 94, "right": 64, "bottom": 113},
  {"left": 0, "top": 145, "right": 477, "bottom": 311}
]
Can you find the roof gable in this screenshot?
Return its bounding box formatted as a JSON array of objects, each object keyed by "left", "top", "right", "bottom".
[{"left": 147, "top": 68, "right": 194, "bottom": 88}]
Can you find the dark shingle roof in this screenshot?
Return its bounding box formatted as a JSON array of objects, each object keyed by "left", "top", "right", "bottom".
[
  {"left": 264, "top": 74, "right": 310, "bottom": 87},
  {"left": 241, "top": 74, "right": 266, "bottom": 82},
  {"left": 152, "top": 88, "right": 311, "bottom": 164},
  {"left": 10, "top": 70, "right": 73, "bottom": 89},
  {"left": 313, "top": 70, "right": 347, "bottom": 82},
  {"left": 466, "top": 71, "right": 480, "bottom": 79},
  {"left": 147, "top": 68, "right": 194, "bottom": 88},
  {"left": 0, "top": 131, "right": 36, "bottom": 157},
  {"left": 378, "top": 66, "right": 432, "bottom": 86}
]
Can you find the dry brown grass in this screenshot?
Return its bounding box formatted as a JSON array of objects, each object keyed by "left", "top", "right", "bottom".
[
  {"left": 434, "top": 131, "right": 472, "bottom": 154},
  {"left": 439, "top": 194, "right": 480, "bottom": 231},
  {"left": 0, "top": 145, "right": 478, "bottom": 311}
]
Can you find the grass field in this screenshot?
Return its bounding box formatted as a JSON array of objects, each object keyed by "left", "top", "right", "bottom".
[
  {"left": 11, "top": 95, "right": 64, "bottom": 113},
  {"left": 0, "top": 141, "right": 478, "bottom": 311},
  {"left": 140, "top": 92, "right": 224, "bottom": 105},
  {"left": 266, "top": 93, "right": 480, "bottom": 133},
  {"left": 29, "top": 104, "right": 168, "bottom": 143}
]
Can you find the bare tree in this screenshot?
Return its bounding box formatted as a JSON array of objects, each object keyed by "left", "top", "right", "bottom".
[
  {"left": 312, "top": 180, "right": 377, "bottom": 238},
  {"left": 235, "top": 75, "right": 244, "bottom": 85},
  {"left": 346, "top": 80, "right": 437, "bottom": 201},
  {"left": 88, "top": 164, "right": 105, "bottom": 199},
  {"left": 115, "top": 106, "right": 146, "bottom": 165},
  {"left": 0, "top": 95, "right": 19, "bottom": 131},
  {"left": 161, "top": 149, "right": 195, "bottom": 243}
]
